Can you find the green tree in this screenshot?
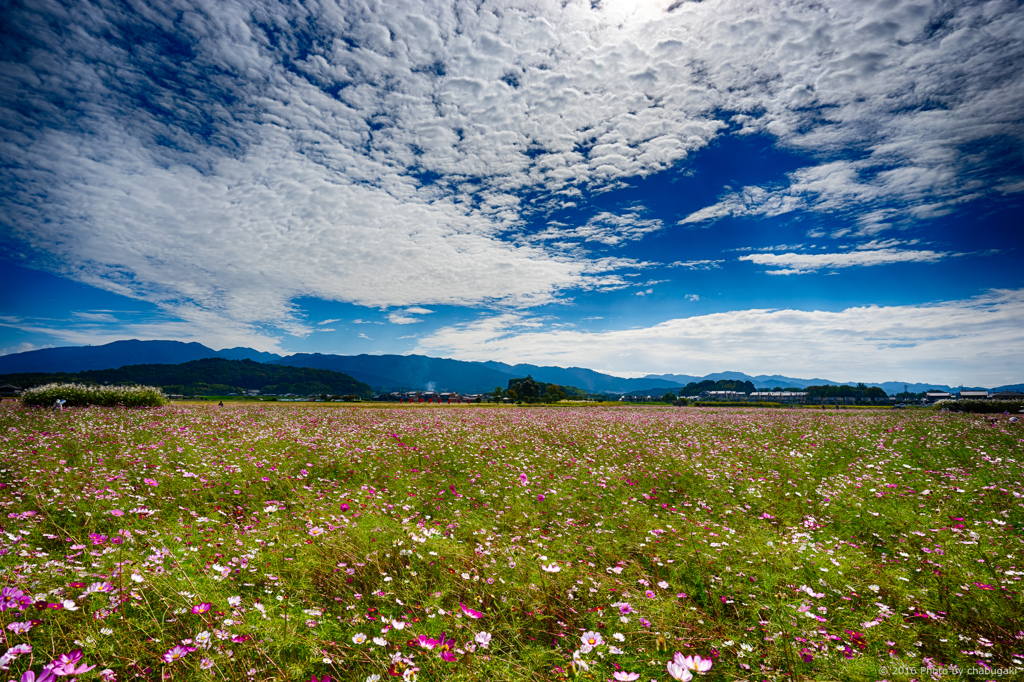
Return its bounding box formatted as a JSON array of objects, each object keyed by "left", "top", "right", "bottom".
[{"left": 662, "top": 392, "right": 677, "bottom": 403}]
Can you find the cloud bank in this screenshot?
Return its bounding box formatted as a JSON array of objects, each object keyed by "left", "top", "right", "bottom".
[{"left": 415, "top": 289, "right": 1024, "bottom": 386}]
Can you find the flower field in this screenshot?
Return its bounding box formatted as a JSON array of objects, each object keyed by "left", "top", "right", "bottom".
[{"left": 1, "top": 402, "right": 1022, "bottom": 681}]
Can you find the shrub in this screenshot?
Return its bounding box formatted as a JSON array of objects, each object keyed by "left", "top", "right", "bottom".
[
  {"left": 934, "top": 398, "right": 1024, "bottom": 414},
  {"left": 20, "top": 382, "right": 168, "bottom": 408}
]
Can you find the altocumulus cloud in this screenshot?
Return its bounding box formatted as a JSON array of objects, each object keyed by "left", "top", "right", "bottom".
[
  {"left": 415, "top": 289, "right": 1024, "bottom": 386},
  {"left": 0, "top": 0, "right": 1022, "bottom": 348},
  {"left": 740, "top": 248, "right": 960, "bottom": 275}
]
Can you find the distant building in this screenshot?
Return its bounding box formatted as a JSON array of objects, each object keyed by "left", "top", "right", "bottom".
[
  {"left": 0, "top": 384, "right": 21, "bottom": 398},
  {"left": 959, "top": 390, "right": 989, "bottom": 399},
  {"left": 700, "top": 390, "right": 747, "bottom": 401},
  {"left": 924, "top": 391, "right": 954, "bottom": 403},
  {"left": 991, "top": 391, "right": 1024, "bottom": 399},
  {"left": 750, "top": 391, "right": 808, "bottom": 404}
]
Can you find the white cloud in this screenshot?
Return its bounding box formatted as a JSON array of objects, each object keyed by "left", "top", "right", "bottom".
[
  {"left": 0, "top": 310, "right": 289, "bottom": 354},
  {"left": 530, "top": 211, "right": 664, "bottom": 247},
  {"left": 739, "top": 248, "right": 956, "bottom": 274},
  {"left": 403, "top": 307, "right": 435, "bottom": 315},
  {"left": 388, "top": 312, "right": 423, "bottom": 325},
  {"left": 0, "top": 342, "right": 49, "bottom": 357},
  {"left": 635, "top": 288, "right": 654, "bottom": 296},
  {"left": 667, "top": 259, "right": 724, "bottom": 270},
  {"left": 415, "top": 289, "right": 1024, "bottom": 386},
  {"left": 72, "top": 312, "right": 120, "bottom": 323},
  {"left": 685, "top": 294, "right": 699, "bottom": 302},
  {"left": 318, "top": 319, "right": 341, "bottom": 325},
  {"left": 1, "top": 0, "right": 1021, "bottom": 343}
]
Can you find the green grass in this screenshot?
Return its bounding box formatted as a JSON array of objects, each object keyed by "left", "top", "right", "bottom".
[{"left": 0, "top": 403, "right": 1021, "bottom": 681}]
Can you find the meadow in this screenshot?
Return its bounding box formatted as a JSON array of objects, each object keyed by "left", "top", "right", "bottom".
[{"left": 0, "top": 402, "right": 1021, "bottom": 682}]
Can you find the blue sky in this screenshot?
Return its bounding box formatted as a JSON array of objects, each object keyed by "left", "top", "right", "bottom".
[{"left": 1, "top": 0, "right": 1023, "bottom": 386}]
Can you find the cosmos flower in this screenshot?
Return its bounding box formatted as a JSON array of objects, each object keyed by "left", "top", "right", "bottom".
[
  {"left": 460, "top": 603, "right": 483, "bottom": 619},
  {"left": 192, "top": 602, "right": 212, "bottom": 614},
  {"left": 667, "top": 660, "right": 694, "bottom": 681},
  {"left": 613, "top": 672, "right": 640, "bottom": 681},
  {"left": 162, "top": 645, "right": 192, "bottom": 664},
  {"left": 541, "top": 563, "right": 561, "bottom": 573},
  {"left": 352, "top": 633, "right": 367, "bottom": 644},
  {"left": 436, "top": 633, "right": 457, "bottom": 662},
  {"left": 674, "top": 653, "right": 713, "bottom": 673},
  {"left": 581, "top": 631, "right": 604, "bottom": 647},
  {"left": 475, "top": 631, "right": 492, "bottom": 648}
]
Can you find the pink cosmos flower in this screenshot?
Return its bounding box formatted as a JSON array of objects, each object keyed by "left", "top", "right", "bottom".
[
  {"left": 519, "top": 473, "right": 528, "bottom": 485},
  {"left": 144, "top": 478, "right": 158, "bottom": 486},
  {"left": 460, "top": 603, "right": 483, "bottom": 619},
  {"left": 674, "top": 653, "right": 713, "bottom": 673},
  {"left": 474, "top": 631, "right": 492, "bottom": 649},
  {"left": 109, "top": 509, "right": 124, "bottom": 517},
  {"left": 436, "top": 633, "right": 457, "bottom": 662},
  {"left": 581, "top": 631, "right": 603, "bottom": 647},
  {"left": 416, "top": 635, "right": 438, "bottom": 650},
  {"left": 613, "top": 673, "right": 640, "bottom": 681},
  {"left": 163, "top": 645, "right": 192, "bottom": 663},
  {"left": 7, "top": 621, "right": 34, "bottom": 634},
  {"left": 50, "top": 650, "right": 95, "bottom": 676},
  {"left": 192, "top": 602, "right": 212, "bottom": 614},
  {"left": 617, "top": 602, "right": 632, "bottom": 615},
  {"left": 666, "top": 660, "right": 693, "bottom": 681},
  {"left": 0, "top": 588, "right": 32, "bottom": 612}
]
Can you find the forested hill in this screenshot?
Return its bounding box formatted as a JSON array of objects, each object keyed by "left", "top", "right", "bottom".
[{"left": 0, "top": 358, "right": 374, "bottom": 398}]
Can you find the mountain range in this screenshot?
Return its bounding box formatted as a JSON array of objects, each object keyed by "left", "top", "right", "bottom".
[{"left": 1, "top": 339, "right": 1019, "bottom": 395}]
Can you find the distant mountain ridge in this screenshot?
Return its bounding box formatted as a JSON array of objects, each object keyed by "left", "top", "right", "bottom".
[
  {"left": 0, "top": 358, "right": 374, "bottom": 398},
  {"left": 0, "top": 340, "right": 279, "bottom": 373},
  {"left": 0, "top": 339, "right": 1014, "bottom": 394}
]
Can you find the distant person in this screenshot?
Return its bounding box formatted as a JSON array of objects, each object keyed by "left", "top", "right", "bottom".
[
  {"left": 218, "top": 401, "right": 224, "bottom": 407},
  {"left": 52, "top": 398, "right": 66, "bottom": 411}
]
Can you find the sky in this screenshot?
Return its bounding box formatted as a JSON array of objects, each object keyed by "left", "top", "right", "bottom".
[{"left": 1, "top": 0, "right": 1023, "bottom": 386}]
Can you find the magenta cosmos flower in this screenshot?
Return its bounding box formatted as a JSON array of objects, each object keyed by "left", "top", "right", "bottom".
[
  {"left": 436, "top": 632, "right": 457, "bottom": 662},
  {"left": 163, "top": 645, "right": 193, "bottom": 663},
  {"left": 460, "top": 603, "right": 483, "bottom": 619},
  {"left": 192, "top": 602, "right": 212, "bottom": 614},
  {"left": 50, "top": 650, "right": 95, "bottom": 676}
]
